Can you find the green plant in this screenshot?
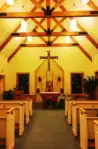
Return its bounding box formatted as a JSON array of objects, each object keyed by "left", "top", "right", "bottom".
[
  {"left": 83, "top": 76, "right": 96, "bottom": 99},
  {"left": 3, "top": 90, "right": 14, "bottom": 100}
]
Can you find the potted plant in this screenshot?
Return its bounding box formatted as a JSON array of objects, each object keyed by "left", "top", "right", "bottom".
[
  {"left": 83, "top": 76, "right": 96, "bottom": 100},
  {"left": 3, "top": 89, "right": 14, "bottom": 100}
]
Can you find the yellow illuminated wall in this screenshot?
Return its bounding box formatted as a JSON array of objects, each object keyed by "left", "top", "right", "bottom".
[{"left": 4, "top": 46, "right": 95, "bottom": 95}]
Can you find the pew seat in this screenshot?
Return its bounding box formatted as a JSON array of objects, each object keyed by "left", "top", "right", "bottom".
[
  {"left": 0, "top": 100, "right": 30, "bottom": 124},
  {"left": 80, "top": 108, "right": 98, "bottom": 149},
  {"left": 16, "top": 98, "right": 33, "bottom": 116},
  {"left": 0, "top": 108, "right": 15, "bottom": 149},
  {"left": 94, "top": 120, "right": 98, "bottom": 149},
  {"left": 0, "top": 103, "right": 24, "bottom": 136},
  {"left": 67, "top": 99, "right": 88, "bottom": 124},
  {"left": 72, "top": 101, "right": 98, "bottom": 137}
]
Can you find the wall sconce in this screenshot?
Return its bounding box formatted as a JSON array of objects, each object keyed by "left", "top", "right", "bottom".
[
  {"left": 38, "top": 76, "right": 42, "bottom": 82},
  {"left": 58, "top": 76, "right": 61, "bottom": 82}
]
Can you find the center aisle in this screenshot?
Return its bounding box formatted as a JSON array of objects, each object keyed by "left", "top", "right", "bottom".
[{"left": 16, "top": 110, "right": 79, "bottom": 149}]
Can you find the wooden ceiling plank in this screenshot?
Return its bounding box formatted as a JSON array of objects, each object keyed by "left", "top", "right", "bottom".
[
  {"left": 0, "top": 11, "right": 98, "bottom": 18},
  {"left": 60, "top": 5, "right": 98, "bottom": 49}
]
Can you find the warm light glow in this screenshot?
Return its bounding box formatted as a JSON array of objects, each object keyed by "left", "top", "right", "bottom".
[
  {"left": 65, "top": 36, "right": 71, "bottom": 43},
  {"left": 71, "top": 18, "right": 77, "bottom": 31},
  {"left": 20, "top": 20, "right": 27, "bottom": 32},
  {"left": 82, "top": 0, "right": 89, "bottom": 4},
  {"left": 6, "top": 0, "right": 14, "bottom": 5},
  {"left": 27, "top": 36, "right": 32, "bottom": 42}
]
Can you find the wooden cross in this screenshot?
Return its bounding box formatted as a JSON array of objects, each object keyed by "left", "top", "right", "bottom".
[{"left": 40, "top": 51, "right": 58, "bottom": 71}]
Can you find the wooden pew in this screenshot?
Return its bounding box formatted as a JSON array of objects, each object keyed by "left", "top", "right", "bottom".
[
  {"left": 0, "top": 108, "right": 15, "bottom": 149},
  {"left": 0, "top": 103, "right": 24, "bottom": 136},
  {"left": 14, "top": 93, "right": 33, "bottom": 116},
  {"left": 94, "top": 120, "right": 98, "bottom": 149},
  {"left": 67, "top": 98, "right": 87, "bottom": 124},
  {"left": 72, "top": 101, "right": 98, "bottom": 137},
  {"left": 65, "top": 96, "right": 72, "bottom": 116},
  {"left": 80, "top": 108, "right": 98, "bottom": 149},
  {"left": 19, "top": 97, "right": 33, "bottom": 116},
  {"left": 0, "top": 100, "right": 29, "bottom": 124}
]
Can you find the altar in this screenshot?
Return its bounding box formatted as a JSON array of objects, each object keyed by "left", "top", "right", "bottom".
[
  {"left": 35, "top": 51, "right": 64, "bottom": 104},
  {"left": 40, "top": 92, "right": 60, "bottom": 108}
]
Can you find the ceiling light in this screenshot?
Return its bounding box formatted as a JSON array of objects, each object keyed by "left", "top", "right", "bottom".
[
  {"left": 20, "top": 20, "right": 27, "bottom": 32},
  {"left": 6, "top": 0, "right": 14, "bottom": 5},
  {"left": 82, "top": 0, "right": 89, "bottom": 4},
  {"left": 71, "top": 18, "right": 77, "bottom": 31},
  {"left": 65, "top": 36, "right": 71, "bottom": 43},
  {"left": 27, "top": 36, "right": 32, "bottom": 42}
]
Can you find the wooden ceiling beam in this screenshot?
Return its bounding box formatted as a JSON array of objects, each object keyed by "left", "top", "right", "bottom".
[
  {"left": 7, "top": 0, "right": 46, "bottom": 62},
  {"left": 52, "top": 13, "right": 92, "bottom": 61},
  {"left": 32, "top": 18, "right": 45, "bottom": 31},
  {"left": 8, "top": 39, "right": 27, "bottom": 62},
  {"left": 0, "top": 11, "right": 98, "bottom": 18},
  {"left": 20, "top": 43, "right": 79, "bottom": 47},
  {"left": 52, "top": 18, "right": 65, "bottom": 31},
  {"left": 51, "top": 0, "right": 64, "bottom": 11},
  {"left": 77, "top": 22, "right": 98, "bottom": 49},
  {"left": 0, "top": 3, "right": 9, "bottom": 11},
  {"left": 46, "top": 0, "right": 51, "bottom": 42},
  {"left": 88, "top": 0, "right": 98, "bottom": 10},
  {"left": 31, "top": 0, "right": 45, "bottom": 10},
  {"left": 11, "top": 31, "right": 87, "bottom": 37},
  {"left": 0, "top": 1, "right": 46, "bottom": 52},
  {"left": 71, "top": 37, "right": 92, "bottom": 61},
  {"left": 60, "top": 5, "right": 98, "bottom": 49}
]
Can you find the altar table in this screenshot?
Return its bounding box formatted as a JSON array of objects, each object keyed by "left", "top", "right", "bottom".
[{"left": 40, "top": 92, "right": 60, "bottom": 108}]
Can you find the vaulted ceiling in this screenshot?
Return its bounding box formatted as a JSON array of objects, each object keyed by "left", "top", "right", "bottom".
[{"left": 0, "top": 0, "right": 98, "bottom": 62}]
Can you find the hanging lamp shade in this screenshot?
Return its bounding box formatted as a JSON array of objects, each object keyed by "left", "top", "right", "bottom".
[
  {"left": 82, "top": 0, "right": 89, "bottom": 4},
  {"left": 20, "top": 20, "right": 27, "bottom": 32},
  {"left": 65, "top": 36, "right": 71, "bottom": 43},
  {"left": 6, "top": 0, "right": 14, "bottom": 5},
  {"left": 70, "top": 18, "right": 77, "bottom": 31},
  {"left": 27, "top": 36, "right": 32, "bottom": 42}
]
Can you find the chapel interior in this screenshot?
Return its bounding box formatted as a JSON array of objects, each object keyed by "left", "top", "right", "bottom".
[{"left": 0, "top": 0, "right": 98, "bottom": 149}]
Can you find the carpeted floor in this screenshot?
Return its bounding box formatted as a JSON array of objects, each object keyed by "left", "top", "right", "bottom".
[{"left": 15, "top": 109, "right": 80, "bottom": 149}]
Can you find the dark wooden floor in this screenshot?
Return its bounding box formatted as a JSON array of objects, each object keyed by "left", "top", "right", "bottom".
[{"left": 15, "top": 109, "right": 80, "bottom": 149}]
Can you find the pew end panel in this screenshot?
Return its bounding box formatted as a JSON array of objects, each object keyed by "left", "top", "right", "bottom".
[
  {"left": 80, "top": 108, "right": 98, "bottom": 149},
  {"left": 72, "top": 102, "right": 98, "bottom": 137},
  {"left": 94, "top": 120, "right": 98, "bottom": 149},
  {"left": 0, "top": 103, "right": 24, "bottom": 136},
  {"left": 0, "top": 108, "right": 15, "bottom": 149}
]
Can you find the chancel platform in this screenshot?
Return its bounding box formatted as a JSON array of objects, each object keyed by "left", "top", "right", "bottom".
[{"left": 40, "top": 92, "right": 64, "bottom": 108}]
